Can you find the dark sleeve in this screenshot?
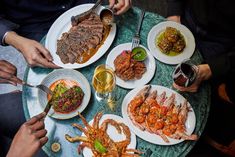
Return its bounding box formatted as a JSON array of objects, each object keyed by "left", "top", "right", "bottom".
[
  {"left": 206, "top": 49, "right": 235, "bottom": 80},
  {"left": 166, "top": 0, "right": 184, "bottom": 17},
  {"left": 0, "top": 18, "right": 20, "bottom": 46},
  {"left": 207, "top": 49, "right": 235, "bottom": 103},
  {"left": 0, "top": 3, "right": 19, "bottom": 46}
]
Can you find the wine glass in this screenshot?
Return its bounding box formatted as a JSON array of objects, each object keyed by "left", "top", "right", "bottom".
[
  {"left": 92, "top": 64, "right": 117, "bottom": 110},
  {"left": 172, "top": 59, "right": 198, "bottom": 87}
]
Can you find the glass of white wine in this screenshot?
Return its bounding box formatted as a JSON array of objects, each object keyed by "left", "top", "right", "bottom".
[{"left": 92, "top": 64, "right": 117, "bottom": 110}]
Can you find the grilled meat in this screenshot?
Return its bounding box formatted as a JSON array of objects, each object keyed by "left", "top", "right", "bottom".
[
  {"left": 114, "top": 50, "right": 146, "bottom": 81},
  {"left": 57, "top": 12, "right": 104, "bottom": 64}
]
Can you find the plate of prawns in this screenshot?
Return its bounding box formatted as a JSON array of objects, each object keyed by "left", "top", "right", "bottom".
[{"left": 122, "top": 85, "right": 198, "bottom": 145}]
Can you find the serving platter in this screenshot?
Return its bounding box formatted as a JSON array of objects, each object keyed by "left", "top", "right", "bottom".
[
  {"left": 106, "top": 43, "right": 156, "bottom": 89},
  {"left": 121, "top": 85, "right": 196, "bottom": 145},
  {"left": 147, "top": 21, "right": 195, "bottom": 65},
  {"left": 38, "top": 69, "right": 91, "bottom": 119},
  {"left": 45, "top": 4, "right": 116, "bottom": 69}
]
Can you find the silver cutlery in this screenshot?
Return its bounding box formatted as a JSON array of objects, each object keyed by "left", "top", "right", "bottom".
[
  {"left": 23, "top": 82, "right": 53, "bottom": 95},
  {"left": 131, "top": 9, "right": 145, "bottom": 50},
  {"left": 71, "top": 0, "right": 103, "bottom": 26},
  {"left": 22, "top": 82, "right": 53, "bottom": 115}
]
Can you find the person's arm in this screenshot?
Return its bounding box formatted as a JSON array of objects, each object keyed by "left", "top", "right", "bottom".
[
  {"left": 207, "top": 49, "right": 235, "bottom": 103},
  {"left": 166, "top": 0, "right": 184, "bottom": 23},
  {"left": 4, "top": 31, "right": 59, "bottom": 68},
  {"left": 6, "top": 112, "right": 48, "bottom": 157},
  {"left": 0, "top": 2, "right": 58, "bottom": 68},
  {"left": 173, "top": 49, "right": 235, "bottom": 93},
  {"left": 0, "top": 60, "right": 22, "bottom": 85},
  {"left": 0, "top": 2, "right": 19, "bottom": 46},
  {"left": 173, "top": 64, "right": 212, "bottom": 92},
  {"left": 206, "top": 49, "right": 235, "bottom": 81}
]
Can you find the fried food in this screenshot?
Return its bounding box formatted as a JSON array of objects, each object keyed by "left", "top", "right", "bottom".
[
  {"left": 127, "top": 85, "right": 198, "bottom": 143},
  {"left": 164, "top": 27, "right": 180, "bottom": 43},
  {"left": 65, "top": 112, "right": 142, "bottom": 156},
  {"left": 157, "top": 27, "right": 186, "bottom": 55},
  {"left": 114, "top": 50, "right": 146, "bottom": 81},
  {"left": 157, "top": 37, "right": 173, "bottom": 53}
]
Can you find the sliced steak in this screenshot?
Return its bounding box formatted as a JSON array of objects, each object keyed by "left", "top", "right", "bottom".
[{"left": 57, "top": 12, "right": 104, "bottom": 64}]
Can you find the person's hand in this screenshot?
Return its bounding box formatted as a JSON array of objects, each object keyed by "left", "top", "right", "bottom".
[
  {"left": 167, "top": 15, "right": 181, "bottom": 23},
  {"left": 0, "top": 60, "right": 22, "bottom": 85},
  {"left": 109, "top": 0, "right": 132, "bottom": 15},
  {"left": 173, "top": 64, "right": 212, "bottom": 92},
  {"left": 7, "top": 112, "right": 48, "bottom": 157},
  {"left": 5, "top": 31, "right": 59, "bottom": 68}
]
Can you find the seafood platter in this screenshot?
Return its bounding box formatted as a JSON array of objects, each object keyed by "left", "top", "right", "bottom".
[
  {"left": 122, "top": 85, "right": 197, "bottom": 145},
  {"left": 65, "top": 113, "right": 142, "bottom": 157}
]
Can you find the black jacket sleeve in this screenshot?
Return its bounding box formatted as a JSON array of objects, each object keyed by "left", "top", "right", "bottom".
[
  {"left": 207, "top": 48, "right": 235, "bottom": 103},
  {"left": 167, "top": 0, "right": 184, "bottom": 17},
  {"left": 0, "top": 3, "right": 19, "bottom": 46}
]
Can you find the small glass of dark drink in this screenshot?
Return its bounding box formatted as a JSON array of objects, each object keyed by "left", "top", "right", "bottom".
[{"left": 172, "top": 59, "right": 198, "bottom": 87}]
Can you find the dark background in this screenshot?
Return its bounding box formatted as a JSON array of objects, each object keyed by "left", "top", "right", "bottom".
[{"left": 132, "top": 0, "right": 167, "bottom": 17}]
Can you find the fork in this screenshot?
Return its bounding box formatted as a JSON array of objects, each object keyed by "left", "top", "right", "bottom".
[
  {"left": 131, "top": 9, "right": 145, "bottom": 50},
  {"left": 23, "top": 82, "right": 53, "bottom": 95}
]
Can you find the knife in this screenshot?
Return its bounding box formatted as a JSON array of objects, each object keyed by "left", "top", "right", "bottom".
[{"left": 44, "top": 99, "right": 52, "bottom": 115}]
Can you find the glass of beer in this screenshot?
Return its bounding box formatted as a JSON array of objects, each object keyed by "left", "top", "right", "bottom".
[
  {"left": 172, "top": 59, "right": 198, "bottom": 87},
  {"left": 92, "top": 64, "right": 117, "bottom": 110}
]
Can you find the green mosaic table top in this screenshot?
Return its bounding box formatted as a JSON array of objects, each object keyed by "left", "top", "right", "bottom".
[{"left": 22, "top": 7, "right": 211, "bottom": 157}]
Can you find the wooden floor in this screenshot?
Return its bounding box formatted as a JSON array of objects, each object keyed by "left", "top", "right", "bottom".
[{"left": 132, "top": 0, "right": 167, "bottom": 17}]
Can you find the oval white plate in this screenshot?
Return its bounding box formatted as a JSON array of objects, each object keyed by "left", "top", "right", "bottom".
[
  {"left": 121, "top": 85, "right": 196, "bottom": 145},
  {"left": 147, "top": 21, "right": 195, "bottom": 65},
  {"left": 82, "top": 114, "right": 137, "bottom": 157},
  {"left": 38, "top": 69, "right": 91, "bottom": 119},
  {"left": 45, "top": 4, "right": 116, "bottom": 69},
  {"left": 106, "top": 43, "right": 156, "bottom": 89}
]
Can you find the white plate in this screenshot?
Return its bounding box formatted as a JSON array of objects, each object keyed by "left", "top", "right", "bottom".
[
  {"left": 121, "top": 85, "right": 196, "bottom": 145},
  {"left": 82, "top": 114, "right": 137, "bottom": 157},
  {"left": 38, "top": 69, "right": 91, "bottom": 119},
  {"left": 106, "top": 43, "right": 156, "bottom": 89},
  {"left": 45, "top": 4, "right": 116, "bottom": 69},
  {"left": 147, "top": 21, "right": 195, "bottom": 65}
]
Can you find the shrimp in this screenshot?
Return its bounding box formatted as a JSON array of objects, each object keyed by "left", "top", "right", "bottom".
[
  {"left": 139, "top": 90, "right": 158, "bottom": 115},
  {"left": 162, "top": 93, "right": 175, "bottom": 109},
  {"left": 178, "top": 100, "right": 190, "bottom": 125},
  {"left": 128, "top": 86, "right": 151, "bottom": 130},
  {"left": 156, "top": 91, "right": 166, "bottom": 105}
]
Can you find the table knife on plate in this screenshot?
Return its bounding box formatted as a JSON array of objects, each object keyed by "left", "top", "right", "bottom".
[{"left": 44, "top": 100, "right": 52, "bottom": 115}]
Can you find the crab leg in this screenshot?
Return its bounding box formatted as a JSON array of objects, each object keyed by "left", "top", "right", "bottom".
[
  {"left": 78, "top": 112, "right": 94, "bottom": 133},
  {"left": 100, "top": 119, "right": 122, "bottom": 133},
  {"left": 65, "top": 134, "right": 90, "bottom": 143},
  {"left": 71, "top": 123, "right": 90, "bottom": 138},
  {"left": 92, "top": 112, "right": 103, "bottom": 130}
]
